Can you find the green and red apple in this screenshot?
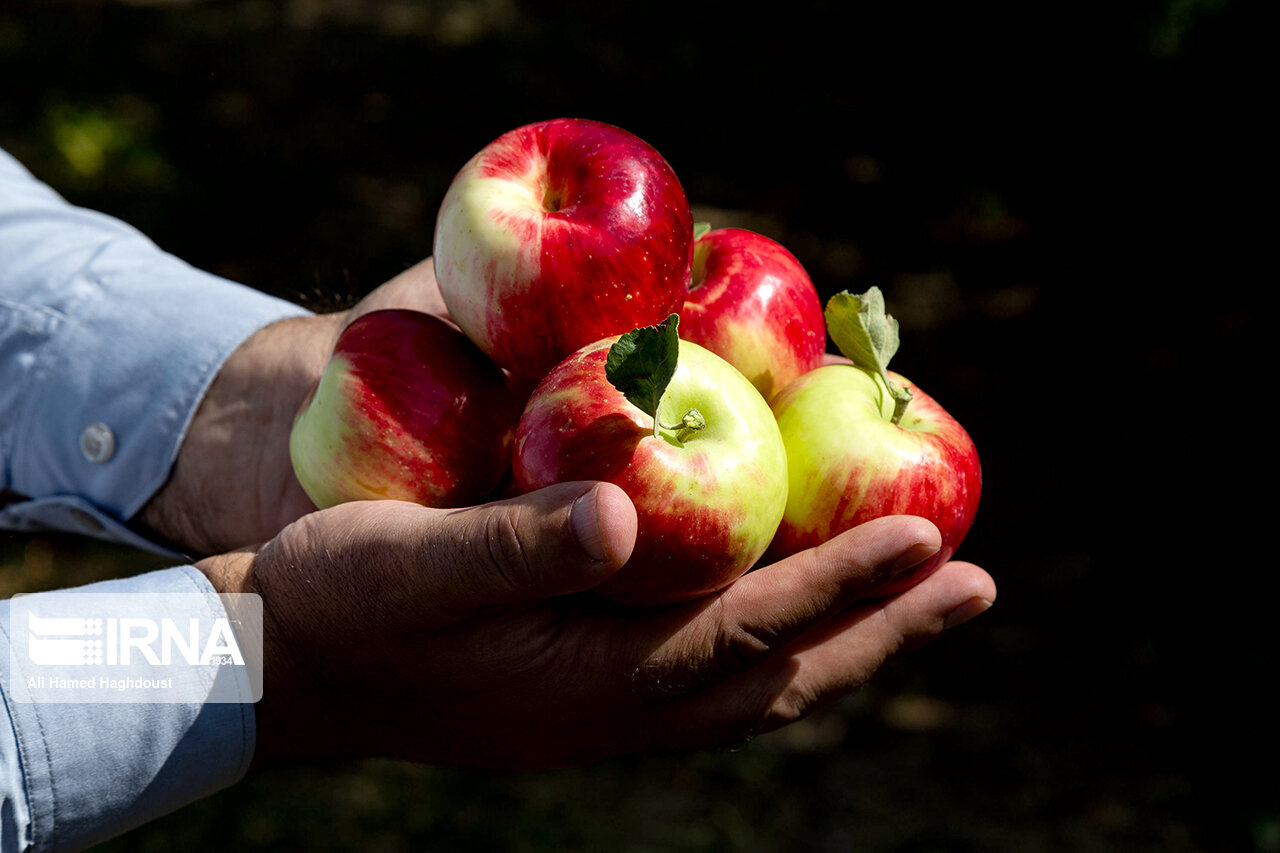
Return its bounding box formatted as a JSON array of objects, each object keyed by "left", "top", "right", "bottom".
[
  {"left": 512, "top": 315, "right": 788, "bottom": 606},
  {"left": 768, "top": 288, "right": 981, "bottom": 595},
  {"left": 433, "top": 118, "right": 694, "bottom": 381},
  {"left": 289, "top": 309, "right": 523, "bottom": 509},
  {"left": 679, "top": 226, "right": 826, "bottom": 401}
]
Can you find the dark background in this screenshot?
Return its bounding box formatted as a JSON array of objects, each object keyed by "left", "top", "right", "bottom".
[{"left": 1, "top": 1, "right": 1271, "bottom": 850}]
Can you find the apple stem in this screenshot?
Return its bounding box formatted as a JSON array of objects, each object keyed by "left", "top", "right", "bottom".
[
  {"left": 657, "top": 408, "right": 707, "bottom": 441},
  {"left": 885, "top": 376, "right": 916, "bottom": 425}
]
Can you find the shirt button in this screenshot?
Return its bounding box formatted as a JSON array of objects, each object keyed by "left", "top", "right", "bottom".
[{"left": 79, "top": 423, "right": 116, "bottom": 463}]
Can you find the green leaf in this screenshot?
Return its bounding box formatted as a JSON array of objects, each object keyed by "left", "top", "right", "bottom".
[
  {"left": 825, "top": 287, "right": 900, "bottom": 371},
  {"left": 606, "top": 313, "right": 681, "bottom": 422},
  {"left": 693, "top": 221, "right": 712, "bottom": 241},
  {"left": 825, "top": 288, "right": 914, "bottom": 424}
]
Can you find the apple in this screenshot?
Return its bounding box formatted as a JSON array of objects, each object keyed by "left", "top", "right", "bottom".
[
  {"left": 433, "top": 118, "right": 695, "bottom": 381},
  {"left": 766, "top": 288, "right": 981, "bottom": 595},
  {"left": 679, "top": 226, "right": 826, "bottom": 401},
  {"left": 512, "top": 315, "right": 788, "bottom": 606},
  {"left": 289, "top": 308, "right": 523, "bottom": 509}
]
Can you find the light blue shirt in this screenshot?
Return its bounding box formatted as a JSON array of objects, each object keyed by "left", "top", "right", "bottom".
[{"left": 0, "top": 147, "right": 310, "bottom": 851}]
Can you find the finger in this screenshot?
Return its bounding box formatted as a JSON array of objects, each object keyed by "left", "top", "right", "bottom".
[
  {"left": 758, "top": 559, "right": 994, "bottom": 728},
  {"left": 633, "top": 515, "right": 943, "bottom": 694},
  {"left": 267, "top": 484, "right": 637, "bottom": 615},
  {"left": 657, "top": 559, "right": 995, "bottom": 747},
  {"left": 428, "top": 480, "right": 639, "bottom": 608},
  {"left": 779, "top": 559, "right": 995, "bottom": 690}
]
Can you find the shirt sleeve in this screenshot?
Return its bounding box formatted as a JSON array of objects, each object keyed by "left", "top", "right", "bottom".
[
  {"left": 0, "top": 148, "right": 297, "bottom": 850},
  {"left": 0, "top": 146, "right": 311, "bottom": 553},
  {"left": 0, "top": 565, "right": 256, "bottom": 853}
]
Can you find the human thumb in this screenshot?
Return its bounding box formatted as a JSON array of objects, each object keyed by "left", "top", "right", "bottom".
[{"left": 439, "top": 481, "right": 638, "bottom": 607}]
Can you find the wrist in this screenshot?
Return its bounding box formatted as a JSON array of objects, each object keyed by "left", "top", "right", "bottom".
[
  {"left": 194, "top": 545, "right": 304, "bottom": 769},
  {"left": 136, "top": 312, "right": 346, "bottom": 555},
  {"left": 194, "top": 547, "right": 257, "bottom": 595}
]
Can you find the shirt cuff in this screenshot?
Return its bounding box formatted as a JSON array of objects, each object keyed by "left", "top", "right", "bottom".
[
  {"left": 0, "top": 265, "right": 308, "bottom": 533},
  {"left": 0, "top": 565, "right": 255, "bottom": 853}
]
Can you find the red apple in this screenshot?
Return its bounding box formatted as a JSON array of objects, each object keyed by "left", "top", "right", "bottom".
[
  {"left": 679, "top": 227, "right": 826, "bottom": 401},
  {"left": 767, "top": 289, "right": 981, "bottom": 595},
  {"left": 433, "top": 118, "right": 694, "bottom": 381},
  {"left": 289, "top": 309, "right": 523, "bottom": 509},
  {"left": 512, "top": 316, "right": 788, "bottom": 606}
]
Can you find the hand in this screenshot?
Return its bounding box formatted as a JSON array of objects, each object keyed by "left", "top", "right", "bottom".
[
  {"left": 137, "top": 258, "right": 451, "bottom": 555},
  {"left": 196, "top": 484, "right": 995, "bottom": 769}
]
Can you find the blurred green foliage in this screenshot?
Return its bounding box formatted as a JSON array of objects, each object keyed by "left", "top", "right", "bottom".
[{"left": 42, "top": 101, "right": 174, "bottom": 188}]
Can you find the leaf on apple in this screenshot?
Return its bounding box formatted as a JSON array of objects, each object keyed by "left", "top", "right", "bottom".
[
  {"left": 825, "top": 288, "right": 914, "bottom": 424},
  {"left": 826, "top": 287, "right": 900, "bottom": 368},
  {"left": 606, "top": 313, "right": 682, "bottom": 436}
]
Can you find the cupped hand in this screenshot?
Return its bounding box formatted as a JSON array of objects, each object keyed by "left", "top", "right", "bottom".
[
  {"left": 195, "top": 483, "right": 995, "bottom": 769},
  {"left": 137, "top": 258, "right": 450, "bottom": 556}
]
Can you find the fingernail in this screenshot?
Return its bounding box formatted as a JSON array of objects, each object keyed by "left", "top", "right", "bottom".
[
  {"left": 569, "top": 486, "right": 608, "bottom": 563},
  {"left": 889, "top": 542, "right": 941, "bottom": 576},
  {"left": 944, "top": 597, "right": 993, "bottom": 630}
]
